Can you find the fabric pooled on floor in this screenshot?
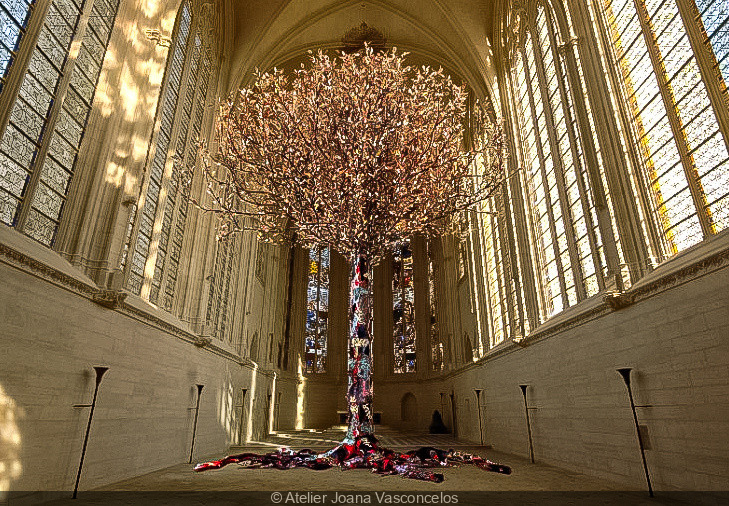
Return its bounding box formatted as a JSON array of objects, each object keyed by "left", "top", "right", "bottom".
[{"left": 194, "top": 434, "right": 511, "bottom": 483}]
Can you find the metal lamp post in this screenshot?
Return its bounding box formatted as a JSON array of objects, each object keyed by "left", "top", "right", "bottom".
[
  {"left": 519, "top": 384, "right": 535, "bottom": 464},
  {"left": 237, "top": 388, "right": 248, "bottom": 444},
  {"left": 72, "top": 366, "right": 109, "bottom": 499},
  {"left": 474, "top": 389, "right": 484, "bottom": 446},
  {"left": 189, "top": 384, "right": 204, "bottom": 464},
  {"left": 617, "top": 368, "right": 653, "bottom": 497}
]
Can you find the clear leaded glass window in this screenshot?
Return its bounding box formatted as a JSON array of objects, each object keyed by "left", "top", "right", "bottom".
[
  {"left": 123, "top": 0, "right": 218, "bottom": 312},
  {"left": 0, "top": 0, "right": 121, "bottom": 245},
  {"left": 305, "top": 245, "right": 329, "bottom": 373},
  {"left": 697, "top": 0, "right": 729, "bottom": 87},
  {"left": 206, "top": 235, "right": 238, "bottom": 343},
  {"left": 509, "top": 3, "right": 612, "bottom": 322},
  {"left": 0, "top": 0, "right": 33, "bottom": 91},
  {"left": 393, "top": 240, "right": 415, "bottom": 373},
  {"left": 600, "top": 0, "right": 729, "bottom": 253},
  {"left": 125, "top": 0, "right": 192, "bottom": 296}
]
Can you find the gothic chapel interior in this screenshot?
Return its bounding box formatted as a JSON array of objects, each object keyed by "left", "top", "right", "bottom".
[{"left": 1, "top": 0, "right": 728, "bottom": 497}]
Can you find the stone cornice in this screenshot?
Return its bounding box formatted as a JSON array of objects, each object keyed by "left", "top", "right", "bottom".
[
  {"left": 379, "top": 231, "right": 729, "bottom": 384},
  {"left": 0, "top": 232, "right": 276, "bottom": 378},
  {"left": 3, "top": 227, "right": 729, "bottom": 384},
  {"left": 0, "top": 240, "right": 97, "bottom": 297}
]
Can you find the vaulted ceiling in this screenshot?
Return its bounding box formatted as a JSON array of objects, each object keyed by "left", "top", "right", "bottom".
[{"left": 223, "top": 0, "right": 499, "bottom": 101}]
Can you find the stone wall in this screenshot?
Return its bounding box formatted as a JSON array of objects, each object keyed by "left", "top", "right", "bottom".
[
  {"left": 0, "top": 230, "right": 289, "bottom": 494},
  {"left": 373, "top": 235, "right": 729, "bottom": 491}
]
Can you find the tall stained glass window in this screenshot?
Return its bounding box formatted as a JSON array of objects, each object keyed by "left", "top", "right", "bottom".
[
  {"left": 697, "top": 0, "right": 729, "bottom": 87},
  {"left": 123, "top": 0, "right": 219, "bottom": 312},
  {"left": 305, "top": 245, "right": 329, "bottom": 373},
  {"left": 0, "top": 0, "right": 33, "bottom": 90},
  {"left": 125, "top": 0, "right": 192, "bottom": 296},
  {"left": 0, "top": 0, "right": 121, "bottom": 245},
  {"left": 393, "top": 240, "right": 415, "bottom": 373},
  {"left": 509, "top": 3, "right": 612, "bottom": 322},
  {"left": 428, "top": 242, "right": 443, "bottom": 371},
  {"left": 479, "top": 198, "right": 509, "bottom": 347},
  {"left": 206, "top": 235, "right": 238, "bottom": 343},
  {"left": 600, "top": 0, "right": 729, "bottom": 253}
]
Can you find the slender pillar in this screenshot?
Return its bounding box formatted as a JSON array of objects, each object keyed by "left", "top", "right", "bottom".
[
  {"left": 73, "top": 366, "right": 109, "bottom": 499},
  {"left": 617, "top": 368, "right": 653, "bottom": 497}
]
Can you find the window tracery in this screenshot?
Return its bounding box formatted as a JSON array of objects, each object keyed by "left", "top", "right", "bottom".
[
  {"left": 206, "top": 234, "right": 239, "bottom": 343},
  {"left": 428, "top": 242, "right": 443, "bottom": 372},
  {"left": 599, "top": 0, "right": 729, "bottom": 253},
  {"left": 0, "top": 0, "right": 121, "bottom": 246},
  {"left": 506, "top": 1, "right": 620, "bottom": 324},
  {"left": 393, "top": 240, "right": 416, "bottom": 373},
  {"left": 305, "top": 244, "right": 329, "bottom": 374},
  {"left": 123, "top": 0, "right": 219, "bottom": 313}
]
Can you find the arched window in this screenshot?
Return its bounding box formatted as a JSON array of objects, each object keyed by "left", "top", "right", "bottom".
[
  {"left": 479, "top": 199, "right": 509, "bottom": 347},
  {"left": 428, "top": 241, "right": 443, "bottom": 371},
  {"left": 0, "top": 0, "right": 121, "bottom": 246},
  {"left": 206, "top": 235, "right": 239, "bottom": 343},
  {"left": 122, "top": 0, "right": 218, "bottom": 310},
  {"left": 509, "top": 2, "right": 613, "bottom": 321},
  {"left": 393, "top": 240, "right": 415, "bottom": 373},
  {"left": 305, "top": 244, "right": 329, "bottom": 373},
  {"left": 597, "top": 0, "right": 729, "bottom": 254}
]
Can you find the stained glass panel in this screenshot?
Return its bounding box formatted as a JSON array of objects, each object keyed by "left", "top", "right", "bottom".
[
  {"left": 149, "top": 30, "right": 202, "bottom": 304},
  {"left": 697, "top": 0, "right": 729, "bottom": 87},
  {"left": 427, "top": 242, "right": 442, "bottom": 371},
  {"left": 305, "top": 245, "right": 329, "bottom": 373},
  {"left": 0, "top": 0, "right": 82, "bottom": 242},
  {"left": 603, "top": 0, "right": 729, "bottom": 254},
  {"left": 205, "top": 235, "right": 237, "bottom": 342},
  {"left": 126, "top": 1, "right": 191, "bottom": 294},
  {"left": 164, "top": 50, "right": 212, "bottom": 310},
  {"left": 393, "top": 240, "right": 415, "bottom": 373},
  {"left": 0, "top": 0, "right": 33, "bottom": 90}
]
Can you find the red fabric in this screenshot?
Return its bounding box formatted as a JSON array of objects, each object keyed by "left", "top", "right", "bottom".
[{"left": 194, "top": 435, "right": 511, "bottom": 483}]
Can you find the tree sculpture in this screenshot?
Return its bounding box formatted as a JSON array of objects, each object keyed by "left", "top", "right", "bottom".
[{"left": 192, "top": 46, "right": 508, "bottom": 481}]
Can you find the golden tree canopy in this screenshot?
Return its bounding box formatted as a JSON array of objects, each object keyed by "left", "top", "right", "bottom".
[{"left": 196, "top": 46, "right": 505, "bottom": 259}]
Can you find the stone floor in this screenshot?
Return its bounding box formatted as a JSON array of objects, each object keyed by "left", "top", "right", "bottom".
[{"left": 42, "top": 429, "right": 724, "bottom": 506}]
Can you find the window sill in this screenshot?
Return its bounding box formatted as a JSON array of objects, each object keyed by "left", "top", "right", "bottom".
[{"left": 0, "top": 224, "right": 266, "bottom": 371}]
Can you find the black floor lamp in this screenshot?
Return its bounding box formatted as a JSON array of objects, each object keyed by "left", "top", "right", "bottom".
[
  {"left": 189, "top": 384, "right": 204, "bottom": 464},
  {"left": 519, "top": 384, "right": 535, "bottom": 463},
  {"left": 617, "top": 368, "right": 653, "bottom": 497},
  {"left": 474, "top": 389, "right": 484, "bottom": 446},
  {"left": 72, "top": 366, "right": 109, "bottom": 499}
]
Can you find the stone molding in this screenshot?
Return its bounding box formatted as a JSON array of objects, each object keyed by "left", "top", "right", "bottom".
[
  {"left": 380, "top": 233, "right": 729, "bottom": 384},
  {"left": 0, "top": 236, "right": 275, "bottom": 378},
  {"left": 3, "top": 229, "right": 729, "bottom": 381},
  {"left": 92, "top": 288, "right": 128, "bottom": 309}
]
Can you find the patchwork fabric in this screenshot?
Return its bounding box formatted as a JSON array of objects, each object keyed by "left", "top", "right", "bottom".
[{"left": 194, "top": 434, "right": 511, "bottom": 482}]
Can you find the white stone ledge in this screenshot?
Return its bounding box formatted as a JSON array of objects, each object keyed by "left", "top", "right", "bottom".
[
  {"left": 0, "top": 225, "right": 96, "bottom": 289},
  {"left": 431, "top": 229, "right": 729, "bottom": 380},
  {"left": 0, "top": 225, "right": 275, "bottom": 376}
]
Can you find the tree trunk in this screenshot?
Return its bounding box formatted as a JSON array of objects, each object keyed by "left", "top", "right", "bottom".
[{"left": 345, "top": 251, "right": 374, "bottom": 442}]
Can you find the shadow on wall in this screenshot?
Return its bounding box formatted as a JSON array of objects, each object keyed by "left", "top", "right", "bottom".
[
  {"left": 0, "top": 384, "right": 22, "bottom": 496},
  {"left": 400, "top": 392, "right": 417, "bottom": 430}
]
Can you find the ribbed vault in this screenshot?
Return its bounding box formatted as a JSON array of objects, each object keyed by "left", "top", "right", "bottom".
[{"left": 223, "top": 0, "right": 499, "bottom": 102}]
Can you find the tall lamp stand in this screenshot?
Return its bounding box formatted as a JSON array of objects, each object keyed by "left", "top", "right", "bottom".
[{"left": 72, "top": 366, "right": 109, "bottom": 499}]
